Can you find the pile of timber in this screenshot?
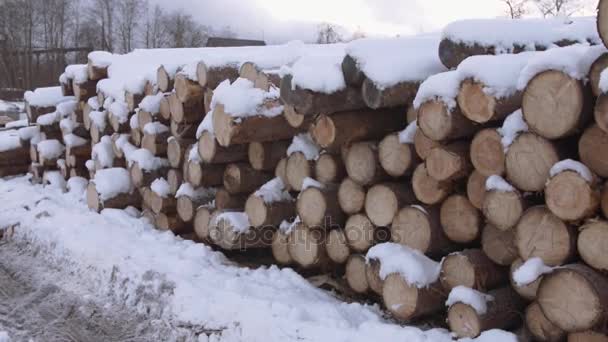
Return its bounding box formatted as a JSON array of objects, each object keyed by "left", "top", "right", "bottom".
[{"left": 11, "top": 11, "right": 608, "bottom": 339}]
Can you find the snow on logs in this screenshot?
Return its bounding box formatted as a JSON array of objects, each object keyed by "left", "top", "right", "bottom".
[{"left": 86, "top": 167, "right": 139, "bottom": 212}]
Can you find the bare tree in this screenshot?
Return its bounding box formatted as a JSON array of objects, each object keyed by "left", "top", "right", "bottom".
[
  {"left": 165, "top": 11, "right": 208, "bottom": 48},
  {"left": 116, "top": 0, "right": 142, "bottom": 53},
  {"left": 143, "top": 2, "right": 168, "bottom": 48},
  {"left": 502, "top": 0, "right": 529, "bottom": 18},
  {"left": 316, "top": 23, "right": 343, "bottom": 44},
  {"left": 533, "top": 0, "right": 588, "bottom": 17}
]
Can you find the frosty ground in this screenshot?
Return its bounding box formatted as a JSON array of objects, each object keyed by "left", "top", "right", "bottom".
[{"left": 0, "top": 176, "right": 513, "bottom": 342}]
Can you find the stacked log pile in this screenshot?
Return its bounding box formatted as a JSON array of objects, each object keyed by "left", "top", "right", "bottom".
[{"left": 10, "top": 11, "right": 608, "bottom": 340}]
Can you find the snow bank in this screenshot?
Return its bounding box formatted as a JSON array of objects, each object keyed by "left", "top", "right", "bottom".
[
  {"left": 442, "top": 17, "right": 599, "bottom": 51},
  {"left": 498, "top": 110, "right": 528, "bottom": 151},
  {"left": 214, "top": 211, "right": 251, "bottom": 234},
  {"left": 175, "top": 183, "right": 216, "bottom": 200},
  {"left": 446, "top": 286, "right": 494, "bottom": 315},
  {"left": 37, "top": 139, "right": 65, "bottom": 160},
  {"left": 366, "top": 243, "right": 440, "bottom": 288},
  {"left": 92, "top": 136, "right": 115, "bottom": 168},
  {"left": 485, "top": 175, "right": 515, "bottom": 192},
  {"left": 513, "top": 257, "right": 555, "bottom": 287},
  {"left": 143, "top": 122, "right": 169, "bottom": 135},
  {"left": 0, "top": 331, "right": 10, "bottom": 342},
  {"left": 284, "top": 46, "right": 347, "bottom": 93},
  {"left": 550, "top": 159, "right": 594, "bottom": 182},
  {"left": 413, "top": 70, "right": 460, "bottom": 110},
  {"left": 211, "top": 78, "right": 283, "bottom": 118},
  {"left": 139, "top": 93, "right": 164, "bottom": 113},
  {"left": 93, "top": 168, "right": 134, "bottom": 200},
  {"left": 254, "top": 178, "right": 292, "bottom": 203},
  {"left": 25, "top": 87, "right": 72, "bottom": 107},
  {"left": 398, "top": 120, "right": 417, "bottom": 144},
  {"left": 287, "top": 133, "right": 320, "bottom": 160},
  {"left": 0, "top": 130, "right": 23, "bottom": 152},
  {"left": 151, "top": 178, "right": 171, "bottom": 198}
]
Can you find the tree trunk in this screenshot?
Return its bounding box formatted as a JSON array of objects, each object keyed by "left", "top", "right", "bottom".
[
  {"left": 125, "top": 91, "right": 144, "bottom": 113},
  {"left": 382, "top": 275, "right": 446, "bottom": 321},
  {"left": 297, "top": 185, "right": 345, "bottom": 229},
  {"left": 198, "top": 131, "right": 248, "bottom": 164},
  {"left": 378, "top": 133, "right": 419, "bottom": 178},
  {"left": 86, "top": 182, "right": 140, "bottom": 213},
  {"left": 470, "top": 128, "right": 505, "bottom": 177},
  {"left": 568, "top": 331, "right": 608, "bottom": 342},
  {"left": 341, "top": 54, "right": 365, "bottom": 87},
  {"left": 155, "top": 212, "right": 189, "bottom": 234},
  {"left": 412, "top": 163, "right": 453, "bottom": 205},
  {"left": 193, "top": 206, "right": 214, "bottom": 243},
  {"left": 505, "top": 133, "right": 560, "bottom": 192},
  {"left": 283, "top": 104, "right": 315, "bottom": 129},
  {"left": 458, "top": 79, "right": 522, "bottom": 123},
  {"left": 141, "top": 131, "right": 170, "bottom": 157},
  {"left": 73, "top": 79, "right": 98, "bottom": 102},
  {"left": 159, "top": 94, "right": 172, "bottom": 122},
  {"left": 418, "top": 100, "right": 477, "bottom": 141},
  {"left": 210, "top": 214, "right": 274, "bottom": 250},
  {"left": 223, "top": 163, "right": 272, "bottom": 194},
  {"left": 129, "top": 162, "right": 168, "bottom": 188},
  {"left": 440, "top": 194, "right": 481, "bottom": 244},
  {"left": 365, "top": 182, "right": 416, "bottom": 227},
  {"left": 362, "top": 78, "right": 419, "bottom": 109},
  {"left": 177, "top": 193, "right": 213, "bottom": 223},
  {"left": 338, "top": 177, "right": 366, "bottom": 215},
  {"left": 440, "top": 248, "right": 507, "bottom": 291},
  {"left": 391, "top": 205, "right": 453, "bottom": 257},
  {"left": 170, "top": 120, "right": 198, "bottom": 140},
  {"left": 248, "top": 140, "right": 290, "bottom": 171}
]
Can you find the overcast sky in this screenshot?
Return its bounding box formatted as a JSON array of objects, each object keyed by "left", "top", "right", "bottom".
[{"left": 150, "top": 0, "right": 594, "bottom": 43}]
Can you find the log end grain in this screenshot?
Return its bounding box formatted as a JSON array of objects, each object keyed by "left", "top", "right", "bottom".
[
  {"left": 345, "top": 254, "right": 370, "bottom": 294},
  {"left": 338, "top": 177, "right": 366, "bottom": 215},
  {"left": 470, "top": 128, "right": 505, "bottom": 177},
  {"left": 545, "top": 171, "right": 599, "bottom": 222},
  {"left": 506, "top": 133, "right": 559, "bottom": 192},
  {"left": 378, "top": 134, "right": 415, "bottom": 178}
]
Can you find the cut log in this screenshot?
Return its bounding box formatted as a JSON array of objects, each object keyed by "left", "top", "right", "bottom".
[
  {"left": 0, "top": 146, "right": 30, "bottom": 166},
  {"left": 505, "top": 133, "right": 559, "bottom": 192},
  {"left": 467, "top": 171, "right": 488, "bottom": 210},
  {"left": 193, "top": 206, "right": 214, "bottom": 242},
  {"left": 310, "top": 108, "right": 407, "bottom": 153},
  {"left": 170, "top": 120, "right": 198, "bottom": 140},
  {"left": 283, "top": 104, "right": 315, "bottom": 129},
  {"left": 73, "top": 79, "right": 97, "bottom": 102},
  {"left": 285, "top": 151, "right": 313, "bottom": 191},
  {"left": 245, "top": 194, "right": 295, "bottom": 228},
  {"left": 447, "top": 287, "right": 525, "bottom": 338},
  {"left": 523, "top": 70, "right": 592, "bottom": 139},
  {"left": 239, "top": 62, "right": 259, "bottom": 82},
  {"left": 538, "top": 264, "right": 608, "bottom": 332},
  {"left": 148, "top": 190, "right": 177, "bottom": 215},
  {"left": 578, "top": 220, "right": 608, "bottom": 273},
  {"left": 248, "top": 140, "right": 290, "bottom": 171},
  {"left": 131, "top": 128, "right": 142, "bottom": 146},
  {"left": 86, "top": 182, "right": 140, "bottom": 213},
  {"left": 426, "top": 142, "right": 472, "bottom": 181},
  {"left": 60, "top": 79, "right": 74, "bottom": 97},
  {"left": 337, "top": 177, "right": 366, "bottom": 215},
  {"left": 510, "top": 258, "right": 542, "bottom": 301},
  {"left": 382, "top": 275, "right": 445, "bottom": 321},
  {"left": 314, "top": 153, "right": 346, "bottom": 184},
  {"left": 417, "top": 100, "right": 477, "bottom": 141},
  {"left": 516, "top": 206, "right": 576, "bottom": 266},
  {"left": 271, "top": 230, "right": 293, "bottom": 265},
  {"left": 525, "top": 302, "right": 566, "bottom": 342},
  {"left": 137, "top": 110, "right": 154, "bottom": 130},
  {"left": 280, "top": 74, "right": 366, "bottom": 116},
  {"left": 458, "top": 79, "right": 522, "bottom": 123},
  {"left": 129, "top": 162, "right": 168, "bottom": 188},
  {"left": 326, "top": 229, "right": 350, "bottom": 264},
  {"left": 483, "top": 187, "right": 526, "bottom": 231},
  {"left": 155, "top": 212, "right": 189, "bottom": 234},
  {"left": 481, "top": 223, "right": 518, "bottom": 267},
  {"left": 341, "top": 54, "right": 365, "bottom": 87},
  {"left": 344, "top": 214, "right": 376, "bottom": 253},
  {"left": 274, "top": 158, "right": 289, "bottom": 191},
  {"left": 287, "top": 224, "right": 329, "bottom": 270},
  {"left": 254, "top": 71, "right": 281, "bottom": 92},
  {"left": 440, "top": 248, "right": 507, "bottom": 291},
  {"left": 590, "top": 53, "right": 608, "bottom": 97},
  {"left": 361, "top": 78, "right": 419, "bottom": 109},
  {"left": 210, "top": 214, "right": 274, "bottom": 250},
  {"left": 174, "top": 73, "right": 205, "bottom": 104},
  {"left": 568, "top": 331, "right": 608, "bottom": 342},
  {"left": 203, "top": 88, "right": 214, "bottom": 114},
  {"left": 166, "top": 169, "right": 182, "bottom": 196},
  {"left": 412, "top": 163, "right": 453, "bottom": 205},
  {"left": 440, "top": 194, "right": 482, "bottom": 244},
  {"left": 215, "top": 188, "right": 248, "bottom": 211},
  {"left": 344, "top": 142, "right": 389, "bottom": 186},
  {"left": 167, "top": 138, "right": 195, "bottom": 168},
  {"left": 366, "top": 259, "right": 384, "bottom": 295},
  {"left": 365, "top": 182, "right": 416, "bottom": 227},
  {"left": 545, "top": 169, "right": 599, "bottom": 222},
  {"left": 345, "top": 254, "right": 370, "bottom": 294},
  {"left": 157, "top": 65, "right": 174, "bottom": 92},
  {"left": 579, "top": 124, "right": 608, "bottom": 177},
  {"left": 198, "top": 131, "right": 248, "bottom": 164},
  {"left": 125, "top": 91, "right": 144, "bottom": 112},
  {"left": 87, "top": 59, "right": 107, "bottom": 81},
  {"left": 213, "top": 104, "right": 303, "bottom": 147},
  {"left": 141, "top": 131, "right": 170, "bottom": 157},
  {"left": 169, "top": 93, "right": 203, "bottom": 124},
  {"left": 196, "top": 62, "right": 239, "bottom": 89},
  {"left": 297, "top": 185, "right": 345, "bottom": 229},
  {"left": 391, "top": 205, "right": 453, "bottom": 256},
  {"left": 223, "top": 163, "right": 272, "bottom": 194},
  {"left": 159, "top": 94, "right": 172, "bottom": 122},
  {"left": 378, "top": 134, "right": 419, "bottom": 178},
  {"left": 470, "top": 128, "right": 505, "bottom": 177}
]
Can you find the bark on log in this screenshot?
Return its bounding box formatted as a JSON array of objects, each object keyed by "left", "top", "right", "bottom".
[
  {"left": 382, "top": 275, "right": 446, "bottom": 321},
  {"left": 458, "top": 79, "right": 522, "bottom": 123},
  {"left": 310, "top": 108, "right": 407, "bottom": 153},
  {"left": 538, "top": 263, "right": 608, "bottom": 332},
  {"left": 0, "top": 146, "right": 30, "bottom": 166},
  {"left": 447, "top": 287, "right": 525, "bottom": 338},
  {"left": 148, "top": 190, "right": 177, "bottom": 215},
  {"left": 285, "top": 151, "right": 313, "bottom": 191},
  {"left": 391, "top": 205, "right": 453, "bottom": 256},
  {"left": 167, "top": 138, "right": 195, "bottom": 169},
  {"left": 345, "top": 254, "right": 370, "bottom": 294},
  {"left": 344, "top": 142, "right": 390, "bottom": 186},
  {"left": 483, "top": 187, "right": 526, "bottom": 231},
  {"left": 568, "top": 331, "right": 608, "bottom": 342},
  {"left": 505, "top": 133, "right": 560, "bottom": 192},
  {"left": 87, "top": 60, "right": 107, "bottom": 81},
  {"left": 365, "top": 182, "right": 416, "bottom": 227},
  {"left": 170, "top": 120, "right": 198, "bottom": 140},
  {"left": 417, "top": 100, "right": 477, "bottom": 141},
  {"left": 362, "top": 78, "right": 419, "bottom": 109},
  {"left": 287, "top": 224, "right": 329, "bottom": 270},
  {"left": 515, "top": 206, "right": 576, "bottom": 266},
  {"left": 467, "top": 171, "right": 488, "bottom": 210},
  {"left": 297, "top": 185, "right": 345, "bottom": 229},
  {"left": 314, "top": 153, "right": 346, "bottom": 184},
  {"left": 248, "top": 140, "right": 290, "bottom": 171},
  {"left": 524, "top": 70, "right": 592, "bottom": 139},
  {"left": 545, "top": 170, "right": 600, "bottom": 222},
  {"left": 73, "top": 79, "right": 98, "bottom": 102},
  {"left": 579, "top": 124, "right": 608, "bottom": 178},
  {"left": 198, "top": 131, "right": 248, "bottom": 164},
  {"left": 440, "top": 248, "right": 507, "bottom": 291},
  {"left": 338, "top": 177, "right": 366, "bottom": 215},
  {"left": 426, "top": 142, "right": 472, "bottom": 182},
  {"left": 245, "top": 194, "right": 295, "bottom": 228},
  {"left": 174, "top": 74, "right": 205, "bottom": 104},
  {"left": 254, "top": 71, "right": 281, "bottom": 92},
  {"left": 470, "top": 128, "right": 505, "bottom": 177},
  {"left": 578, "top": 220, "right": 608, "bottom": 273},
  {"left": 525, "top": 302, "right": 566, "bottom": 342},
  {"left": 223, "top": 163, "right": 272, "bottom": 194},
  {"left": 378, "top": 133, "right": 419, "bottom": 179},
  {"left": 440, "top": 194, "right": 482, "bottom": 244},
  {"left": 196, "top": 62, "right": 239, "bottom": 89},
  {"left": 26, "top": 104, "right": 55, "bottom": 124},
  {"left": 326, "top": 229, "right": 350, "bottom": 264},
  {"left": 412, "top": 163, "right": 454, "bottom": 205},
  {"left": 0, "top": 164, "right": 30, "bottom": 177}
]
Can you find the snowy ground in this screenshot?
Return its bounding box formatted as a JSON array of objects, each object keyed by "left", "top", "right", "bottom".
[{"left": 0, "top": 176, "right": 513, "bottom": 342}]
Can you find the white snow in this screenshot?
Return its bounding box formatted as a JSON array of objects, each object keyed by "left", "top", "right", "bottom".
[
  {"left": 88, "top": 51, "right": 115, "bottom": 68},
  {"left": 301, "top": 177, "right": 324, "bottom": 191},
  {"left": 60, "top": 118, "right": 77, "bottom": 133},
  {"left": 64, "top": 64, "right": 89, "bottom": 84},
  {"left": 93, "top": 168, "right": 134, "bottom": 201},
  {"left": 212, "top": 78, "right": 283, "bottom": 118},
  {"left": 346, "top": 35, "right": 446, "bottom": 89},
  {"left": 36, "top": 112, "right": 60, "bottom": 126},
  {"left": 25, "top": 87, "right": 73, "bottom": 107},
  {"left": 196, "top": 111, "right": 214, "bottom": 139},
  {"left": 284, "top": 47, "right": 346, "bottom": 94},
  {"left": 279, "top": 216, "right": 301, "bottom": 235},
  {"left": 442, "top": 17, "right": 599, "bottom": 52},
  {"left": 459, "top": 330, "right": 518, "bottom": 342},
  {"left": 56, "top": 100, "right": 78, "bottom": 117},
  {"left": 287, "top": 133, "right": 320, "bottom": 160},
  {"left": 143, "top": 122, "right": 169, "bottom": 135},
  {"left": 139, "top": 93, "right": 164, "bottom": 113},
  {"left": 37, "top": 139, "right": 65, "bottom": 160},
  {"left": 187, "top": 145, "right": 201, "bottom": 163},
  {"left": 366, "top": 243, "right": 441, "bottom": 288},
  {"left": 151, "top": 178, "right": 171, "bottom": 198},
  {"left": 109, "top": 101, "right": 130, "bottom": 124},
  {"left": 214, "top": 211, "right": 251, "bottom": 234},
  {"left": 485, "top": 175, "right": 516, "bottom": 193},
  {"left": 550, "top": 159, "right": 594, "bottom": 182},
  {"left": 129, "top": 112, "right": 139, "bottom": 129},
  {"left": 445, "top": 286, "right": 494, "bottom": 315},
  {"left": 85, "top": 159, "right": 95, "bottom": 171},
  {"left": 127, "top": 148, "right": 169, "bottom": 171},
  {"left": 175, "top": 183, "right": 216, "bottom": 200},
  {"left": 513, "top": 257, "right": 555, "bottom": 287},
  {"left": 498, "top": 110, "right": 528, "bottom": 151},
  {"left": 518, "top": 44, "right": 606, "bottom": 90},
  {"left": 44, "top": 170, "right": 67, "bottom": 190},
  {"left": 0, "top": 130, "right": 23, "bottom": 152},
  {"left": 413, "top": 70, "right": 460, "bottom": 110},
  {"left": 87, "top": 97, "right": 101, "bottom": 111},
  {"left": 92, "top": 136, "right": 115, "bottom": 168},
  {"left": 63, "top": 134, "right": 87, "bottom": 147},
  {"left": 0, "top": 331, "right": 10, "bottom": 342},
  {"left": 67, "top": 176, "right": 88, "bottom": 198},
  {"left": 5, "top": 119, "right": 28, "bottom": 129},
  {"left": 89, "top": 110, "right": 108, "bottom": 131},
  {"left": 398, "top": 120, "right": 417, "bottom": 144},
  {"left": 18, "top": 126, "right": 41, "bottom": 144},
  {"left": 411, "top": 205, "right": 428, "bottom": 215},
  {"left": 254, "top": 178, "right": 293, "bottom": 203}
]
